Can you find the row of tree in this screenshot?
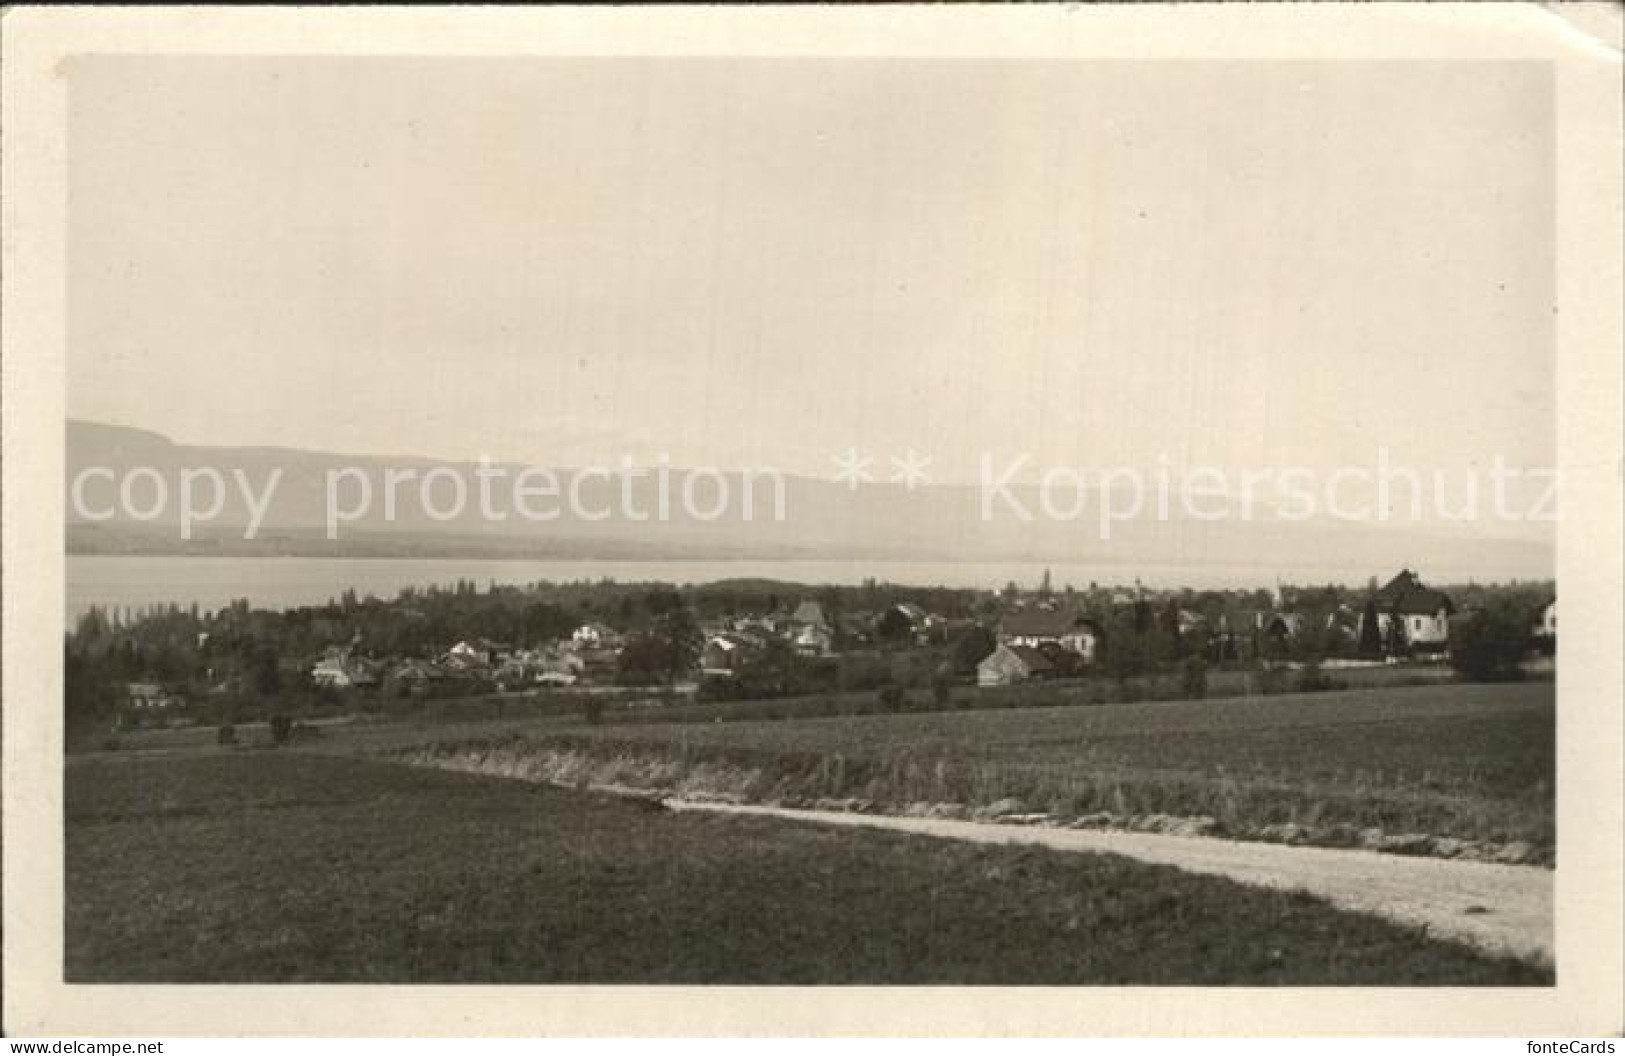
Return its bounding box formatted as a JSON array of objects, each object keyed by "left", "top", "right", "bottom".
[{"left": 65, "top": 575, "right": 1552, "bottom": 745}]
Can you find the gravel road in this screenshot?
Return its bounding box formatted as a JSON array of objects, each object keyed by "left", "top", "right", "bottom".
[{"left": 668, "top": 801, "right": 1553, "bottom": 965}]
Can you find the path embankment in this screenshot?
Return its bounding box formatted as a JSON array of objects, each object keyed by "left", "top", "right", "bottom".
[{"left": 380, "top": 733, "right": 1554, "bottom": 965}]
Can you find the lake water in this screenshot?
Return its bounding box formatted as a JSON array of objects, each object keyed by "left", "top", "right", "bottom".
[{"left": 64, "top": 554, "right": 1307, "bottom": 625}]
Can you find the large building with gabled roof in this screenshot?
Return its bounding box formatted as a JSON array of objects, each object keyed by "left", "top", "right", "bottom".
[{"left": 1361, "top": 569, "right": 1455, "bottom": 653}]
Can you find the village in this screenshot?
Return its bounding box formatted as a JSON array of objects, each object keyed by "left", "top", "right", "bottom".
[
  {"left": 33, "top": 11, "right": 1608, "bottom": 1012},
  {"left": 90, "top": 567, "right": 1556, "bottom": 734}
]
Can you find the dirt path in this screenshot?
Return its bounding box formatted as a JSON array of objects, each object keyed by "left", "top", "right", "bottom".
[{"left": 668, "top": 801, "right": 1553, "bottom": 964}]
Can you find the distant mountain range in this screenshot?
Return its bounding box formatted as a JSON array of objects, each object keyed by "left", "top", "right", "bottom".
[{"left": 66, "top": 419, "right": 1553, "bottom": 583}]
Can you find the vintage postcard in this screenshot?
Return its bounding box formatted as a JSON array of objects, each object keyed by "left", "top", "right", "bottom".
[{"left": 3, "top": 3, "right": 1620, "bottom": 1039}]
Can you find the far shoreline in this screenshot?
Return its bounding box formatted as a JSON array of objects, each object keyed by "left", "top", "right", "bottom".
[{"left": 65, "top": 551, "right": 1555, "bottom": 629}]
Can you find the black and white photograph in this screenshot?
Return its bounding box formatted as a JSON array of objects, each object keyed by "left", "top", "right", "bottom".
[{"left": 3, "top": 3, "right": 1621, "bottom": 1041}]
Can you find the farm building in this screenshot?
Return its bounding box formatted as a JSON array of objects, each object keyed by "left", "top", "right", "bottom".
[
  {"left": 977, "top": 643, "right": 1055, "bottom": 687},
  {"left": 998, "top": 606, "right": 1101, "bottom": 662},
  {"left": 702, "top": 632, "right": 764, "bottom": 674},
  {"left": 124, "top": 682, "right": 183, "bottom": 712},
  {"left": 311, "top": 647, "right": 379, "bottom": 689}
]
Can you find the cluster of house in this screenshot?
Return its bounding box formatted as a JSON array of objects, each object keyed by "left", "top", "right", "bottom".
[
  {"left": 972, "top": 569, "right": 1540, "bottom": 687},
  {"left": 309, "top": 622, "right": 630, "bottom": 695},
  {"left": 975, "top": 605, "right": 1104, "bottom": 687},
  {"left": 121, "top": 568, "right": 1558, "bottom": 712},
  {"left": 300, "top": 598, "right": 960, "bottom": 694},
  {"left": 699, "top": 599, "right": 952, "bottom": 675}
]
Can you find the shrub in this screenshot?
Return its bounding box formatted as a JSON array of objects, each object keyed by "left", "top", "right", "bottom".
[
  {"left": 582, "top": 698, "right": 605, "bottom": 725},
  {"left": 268, "top": 715, "right": 293, "bottom": 745},
  {"left": 841, "top": 655, "right": 894, "bottom": 693},
  {"left": 878, "top": 685, "right": 906, "bottom": 712},
  {"left": 1180, "top": 656, "right": 1208, "bottom": 700},
  {"left": 1449, "top": 605, "right": 1530, "bottom": 682},
  {"left": 949, "top": 626, "right": 997, "bottom": 675},
  {"left": 1293, "top": 661, "right": 1341, "bottom": 694},
  {"left": 382, "top": 692, "right": 424, "bottom": 717},
  {"left": 1114, "top": 678, "right": 1146, "bottom": 704},
  {"left": 216, "top": 724, "right": 237, "bottom": 747}
]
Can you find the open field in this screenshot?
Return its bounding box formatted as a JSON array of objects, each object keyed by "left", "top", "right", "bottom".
[
  {"left": 603, "top": 661, "right": 1463, "bottom": 727},
  {"left": 387, "top": 682, "right": 1555, "bottom": 860},
  {"left": 100, "top": 661, "right": 1468, "bottom": 756},
  {"left": 99, "top": 662, "right": 1480, "bottom": 757},
  {"left": 66, "top": 751, "right": 1550, "bottom": 984}
]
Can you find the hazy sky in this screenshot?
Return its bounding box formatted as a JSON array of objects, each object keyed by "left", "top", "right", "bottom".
[{"left": 69, "top": 58, "right": 1554, "bottom": 481}]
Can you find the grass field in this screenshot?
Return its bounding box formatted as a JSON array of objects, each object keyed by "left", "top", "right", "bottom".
[
  {"left": 100, "top": 661, "right": 1465, "bottom": 755},
  {"left": 600, "top": 661, "right": 1461, "bottom": 727},
  {"left": 66, "top": 751, "right": 1549, "bottom": 984},
  {"left": 389, "top": 682, "right": 1555, "bottom": 859}
]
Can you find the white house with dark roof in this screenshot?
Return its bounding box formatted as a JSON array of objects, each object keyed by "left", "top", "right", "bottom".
[
  {"left": 1360, "top": 569, "right": 1455, "bottom": 652},
  {"left": 998, "top": 606, "right": 1101, "bottom": 662}
]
